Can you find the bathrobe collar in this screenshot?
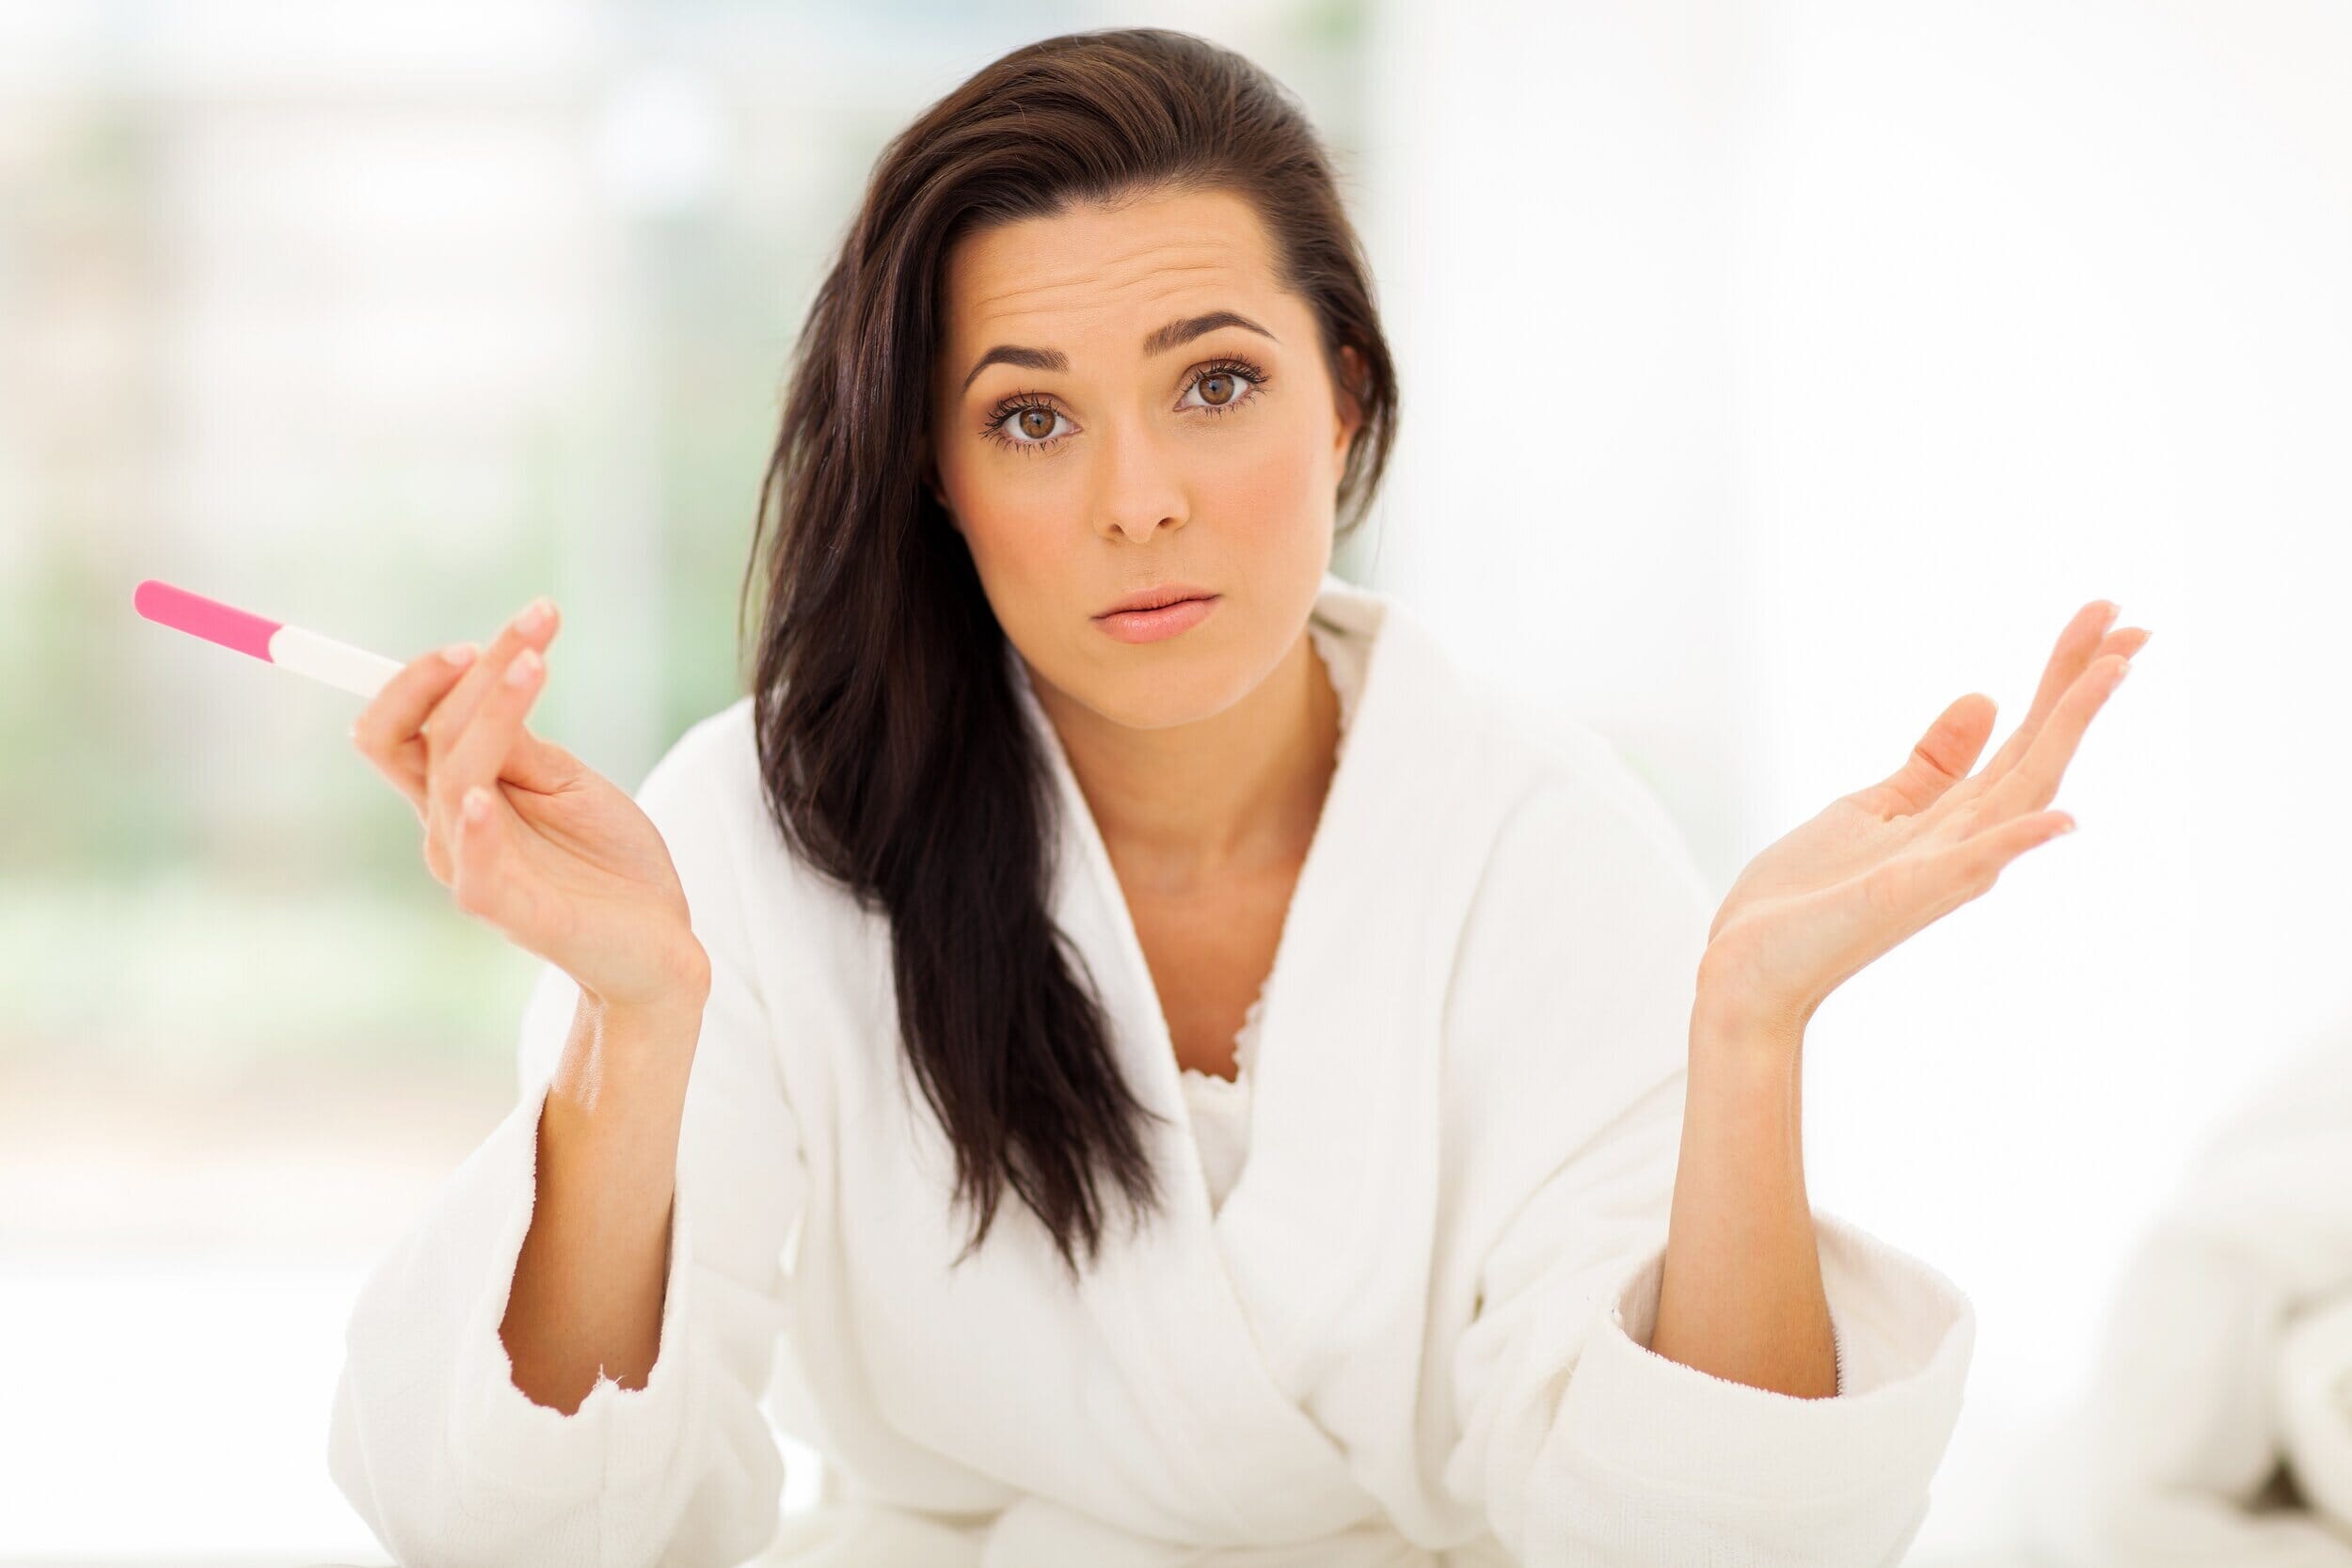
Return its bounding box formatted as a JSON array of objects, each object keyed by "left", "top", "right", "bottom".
[{"left": 1002, "top": 570, "right": 1515, "bottom": 1545}]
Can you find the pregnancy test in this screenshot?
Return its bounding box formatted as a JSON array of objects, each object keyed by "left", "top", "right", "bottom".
[{"left": 134, "top": 578, "right": 407, "bottom": 699}]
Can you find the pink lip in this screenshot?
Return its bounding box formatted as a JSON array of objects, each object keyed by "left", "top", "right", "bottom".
[
  {"left": 1093, "top": 594, "right": 1219, "bottom": 644},
  {"left": 1098, "top": 583, "right": 1215, "bottom": 617}
]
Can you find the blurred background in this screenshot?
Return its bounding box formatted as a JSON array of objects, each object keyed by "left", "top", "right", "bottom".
[{"left": 2, "top": 0, "right": 2346, "bottom": 1562}]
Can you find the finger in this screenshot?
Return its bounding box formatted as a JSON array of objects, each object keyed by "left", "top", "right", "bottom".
[
  {"left": 431, "top": 639, "right": 550, "bottom": 850},
  {"left": 1979, "top": 600, "right": 2120, "bottom": 781},
  {"left": 1971, "top": 625, "right": 2148, "bottom": 800},
  {"left": 500, "top": 724, "right": 591, "bottom": 795},
  {"left": 1862, "top": 691, "right": 1998, "bottom": 817},
  {"left": 352, "top": 641, "right": 480, "bottom": 818},
  {"left": 449, "top": 779, "right": 557, "bottom": 942},
  {"left": 1978, "top": 653, "right": 2132, "bottom": 823},
  {"left": 403, "top": 724, "right": 584, "bottom": 839},
  {"left": 1809, "top": 807, "right": 2078, "bottom": 993},
  {"left": 1914, "top": 807, "right": 2077, "bottom": 907},
  {"left": 416, "top": 722, "right": 582, "bottom": 890},
  {"left": 423, "top": 595, "right": 562, "bottom": 768}
]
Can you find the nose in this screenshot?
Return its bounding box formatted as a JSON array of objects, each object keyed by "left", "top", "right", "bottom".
[{"left": 1089, "top": 413, "right": 1187, "bottom": 544}]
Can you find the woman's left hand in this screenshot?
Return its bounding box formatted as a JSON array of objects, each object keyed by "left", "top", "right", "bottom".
[{"left": 1697, "top": 599, "right": 2150, "bottom": 1048}]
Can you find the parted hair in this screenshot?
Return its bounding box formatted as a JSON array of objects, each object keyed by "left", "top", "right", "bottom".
[{"left": 736, "top": 26, "right": 1399, "bottom": 1281}]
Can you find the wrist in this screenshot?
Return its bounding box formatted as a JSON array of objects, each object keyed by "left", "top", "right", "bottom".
[
  {"left": 1688, "top": 1010, "right": 1804, "bottom": 1082},
  {"left": 559, "top": 968, "right": 707, "bottom": 1116},
  {"left": 1693, "top": 987, "right": 1797, "bottom": 1071},
  {"left": 586, "top": 932, "right": 712, "bottom": 1025},
  {"left": 1690, "top": 949, "right": 1808, "bottom": 1063}
]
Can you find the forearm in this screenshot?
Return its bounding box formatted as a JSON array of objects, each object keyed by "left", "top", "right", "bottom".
[
  {"left": 1646, "top": 1004, "right": 1839, "bottom": 1400},
  {"left": 500, "top": 974, "right": 709, "bottom": 1415}
]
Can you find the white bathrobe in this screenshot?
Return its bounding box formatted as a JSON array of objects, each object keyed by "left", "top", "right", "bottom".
[{"left": 327, "top": 570, "right": 1976, "bottom": 1568}]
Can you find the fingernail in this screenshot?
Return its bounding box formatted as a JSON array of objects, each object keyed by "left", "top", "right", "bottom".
[
  {"left": 505, "top": 647, "right": 541, "bottom": 687},
  {"left": 463, "top": 786, "right": 490, "bottom": 822},
  {"left": 516, "top": 596, "right": 551, "bottom": 633},
  {"left": 440, "top": 641, "right": 479, "bottom": 667}
]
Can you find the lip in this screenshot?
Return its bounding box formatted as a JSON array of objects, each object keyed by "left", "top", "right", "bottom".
[
  {"left": 1093, "top": 592, "right": 1219, "bottom": 644},
  {"left": 1096, "top": 583, "right": 1216, "bottom": 618}
]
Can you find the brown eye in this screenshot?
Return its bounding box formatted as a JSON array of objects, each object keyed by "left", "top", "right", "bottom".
[
  {"left": 1018, "top": 407, "right": 1055, "bottom": 440},
  {"left": 1181, "top": 360, "right": 1265, "bottom": 414}
]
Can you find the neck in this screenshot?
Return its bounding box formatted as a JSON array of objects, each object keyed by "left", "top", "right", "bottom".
[{"left": 1032, "top": 622, "right": 1342, "bottom": 894}]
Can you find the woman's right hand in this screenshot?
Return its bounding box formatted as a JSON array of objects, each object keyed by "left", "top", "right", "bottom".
[{"left": 351, "top": 595, "right": 712, "bottom": 1016}]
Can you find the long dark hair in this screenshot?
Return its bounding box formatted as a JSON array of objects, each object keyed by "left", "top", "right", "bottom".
[{"left": 736, "top": 26, "right": 1400, "bottom": 1282}]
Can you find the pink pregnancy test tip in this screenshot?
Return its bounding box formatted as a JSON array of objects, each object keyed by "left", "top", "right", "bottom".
[{"left": 135, "top": 578, "right": 283, "bottom": 661}]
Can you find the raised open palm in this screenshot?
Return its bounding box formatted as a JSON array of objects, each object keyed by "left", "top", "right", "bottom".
[{"left": 1700, "top": 600, "right": 2150, "bottom": 1039}]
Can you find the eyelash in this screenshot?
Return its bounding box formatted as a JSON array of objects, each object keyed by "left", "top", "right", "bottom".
[{"left": 978, "top": 356, "right": 1272, "bottom": 455}]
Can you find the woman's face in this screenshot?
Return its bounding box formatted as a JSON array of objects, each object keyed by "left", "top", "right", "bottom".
[{"left": 927, "top": 185, "right": 1363, "bottom": 732}]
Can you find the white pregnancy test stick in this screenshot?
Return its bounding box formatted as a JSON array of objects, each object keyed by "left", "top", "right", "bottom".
[{"left": 134, "top": 578, "right": 409, "bottom": 700}]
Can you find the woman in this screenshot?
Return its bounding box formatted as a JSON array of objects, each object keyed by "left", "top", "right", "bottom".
[{"left": 329, "top": 26, "right": 2144, "bottom": 1568}]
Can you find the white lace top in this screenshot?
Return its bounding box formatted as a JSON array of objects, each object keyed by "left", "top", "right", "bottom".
[{"left": 1180, "top": 610, "right": 1371, "bottom": 1214}]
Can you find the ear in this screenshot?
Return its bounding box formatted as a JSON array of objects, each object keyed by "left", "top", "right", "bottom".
[
  {"left": 914, "top": 434, "right": 959, "bottom": 531},
  {"left": 932, "top": 493, "right": 960, "bottom": 534},
  {"left": 1331, "top": 343, "right": 1367, "bottom": 462}
]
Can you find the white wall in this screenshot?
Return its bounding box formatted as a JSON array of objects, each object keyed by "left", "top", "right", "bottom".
[
  {"left": 1360, "top": 0, "right": 1748, "bottom": 882},
  {"left": 1363, "top": 0, "right": 2352, "bottom": 1557}
]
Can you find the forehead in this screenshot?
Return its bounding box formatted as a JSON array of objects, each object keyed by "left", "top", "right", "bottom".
[{"left": 939, "top": 186, "right": 1281, "bottom": 348}]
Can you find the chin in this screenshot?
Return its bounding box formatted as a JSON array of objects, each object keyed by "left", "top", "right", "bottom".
[
  {"left": 1067, "top": 655, "right": 1259, "bottom": 734},
  {"left": 1085, "top": 682, "right": 1239, "bottom": 734}
]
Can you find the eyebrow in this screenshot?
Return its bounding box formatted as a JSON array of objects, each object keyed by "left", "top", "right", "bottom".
[{"left": 958, "top": 309, "right": 1278, "bottom": 396}]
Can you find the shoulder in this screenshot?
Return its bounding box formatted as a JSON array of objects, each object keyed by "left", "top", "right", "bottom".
[
  {"left": 1416, "top": 626, "right": 1712, "bottom": 927},
  {"left": 1348, "top": 580, "right": 1703, "bottom": 895},
  {"left": 628, "top": 691, "right": 879, "bottom": 958},
  {"left": 625, "top": 693, "right": 779, "bottom": 880},
  {"left": 626, "top": 694, "right": 791, "bottom": 957},
  {"left": 1447, "top": 681, "right": 1713, "bottom": 990},
  {"left": 1413, "top": 637, "right": 1713, "bottom": 1112},
  {"left": 1501, "top": 712, "right": 1708, "bottom": 919},
  {"left": 632, "top": 693, "right": 759, "bottom": 813}
]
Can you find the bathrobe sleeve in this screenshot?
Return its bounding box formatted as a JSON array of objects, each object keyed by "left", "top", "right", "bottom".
[
  {"left": 327, "top": 716, "right": 808, "bottom": 1568},
  {"left": 2021, "top": 1034, "right": 2352, "bottom": 1567},
  {"left": 1438, "top": 770, "right": 1975, "bottom": 1568}
]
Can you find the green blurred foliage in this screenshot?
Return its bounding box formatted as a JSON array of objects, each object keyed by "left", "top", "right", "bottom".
[{"left": 0, "top": 3, "right": 1374, "bottom": 1081}]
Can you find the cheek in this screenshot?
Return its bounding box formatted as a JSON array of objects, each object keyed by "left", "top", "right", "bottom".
[
  {"left": 1196, "top": 408, "right": 1331, "bottom": 532},
  {"left": 939, "top": 451, "right": 1042, "bottom": 561},
  {"left": 941, "top": 479, "right": 1088, "bottom": 612}
]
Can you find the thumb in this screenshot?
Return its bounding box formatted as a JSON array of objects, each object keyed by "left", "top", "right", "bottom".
[
  {"left": 497, "top": 725, "right": 589, "bottom": 795},
  {"left": 1868, "top": 692, "right": 1996, "bottom": 816},
  {"left": 451, "top": 784, "right": 558, "bottom": 946}
]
